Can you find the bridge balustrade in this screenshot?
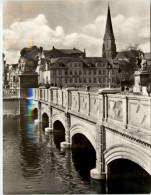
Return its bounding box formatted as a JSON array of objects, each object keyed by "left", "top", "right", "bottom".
[
  {"left": 62, "top": 90, "right": 67, "bottom": 108},
  {"left": 106, "top": 94, "right": 151, "bottom": 132},
  {"left": 35, "top": 89, "right": 151, "bottom": 133},
  {"left": 127, "top": 95, "right": 150, "bottom": 132},
  {"left": 57, "top": 90, "right": 63, "bottom": 107},
  {"left": 3, "top": 89, "right": 19, "bottom": 98},
  {"left": 3, "top": 88, "right": 151, "bottom": 132}
]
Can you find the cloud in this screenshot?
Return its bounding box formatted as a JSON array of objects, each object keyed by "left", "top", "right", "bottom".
[
  {"left": 3, "top": 14, "right": 102, "bottom": 63},
  {"left": 3, "top": 12, "right": 150, "bottom": 64}
]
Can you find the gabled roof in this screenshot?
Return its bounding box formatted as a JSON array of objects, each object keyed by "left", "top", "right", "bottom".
[
  {"left": 58, "top": 48, "right": 84, "bottom": 54},
  {"left": 43, "top": 47, "right": 85, "bottom": 59},
  {"left": 45, "top": 56, "right": 115, "bottom": 70},
  {"left": 115, "top": 50, "right": 139, "bottom": 59}
]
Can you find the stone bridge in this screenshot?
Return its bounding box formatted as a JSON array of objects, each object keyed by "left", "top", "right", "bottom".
[
  {"left": 25, "top": 87, "right": 151, "bottom": 180},
  {"left": 3, "top": 87, "right": 151, "bottom": 181}
]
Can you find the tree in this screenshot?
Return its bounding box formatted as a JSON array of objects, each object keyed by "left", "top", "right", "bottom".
[{"left": 115, "top": 44, "right": 143, "bottom": 87}]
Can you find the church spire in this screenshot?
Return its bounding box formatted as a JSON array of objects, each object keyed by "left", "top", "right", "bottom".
[
  {"left": 104, "top": 4, "right": 115, "bottom": 40},
  {"left": 102, "top": 4, "right": 116, "bottom": 59}
]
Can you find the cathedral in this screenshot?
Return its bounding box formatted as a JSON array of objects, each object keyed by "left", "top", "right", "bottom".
[
  {"left": 7, "top": 5, "right": 119, "bottom": 89},
  {"left": 102, "top": 5, "right": 116, "bottom": 59}
]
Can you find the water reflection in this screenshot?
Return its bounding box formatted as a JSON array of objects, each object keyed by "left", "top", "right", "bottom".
[{"left": 3, "top": 117, "right": 151, "bottom": 194}]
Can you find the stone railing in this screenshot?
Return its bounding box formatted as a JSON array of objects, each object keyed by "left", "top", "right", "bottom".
[
  {"left": 31, "top": 88, "right": 151, "bottom": 133},
  {"left": 3, "top": 88, "right": 34, "bottom": 99},
  {"left": 3, "top": 88, "right": 151, "bottom": 132},
  {"left": 3, "top": 89, "right": 19, "bottom": 98}
]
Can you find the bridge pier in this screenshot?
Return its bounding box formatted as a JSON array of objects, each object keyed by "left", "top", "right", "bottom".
[
  {"left": 61, "top": 112, "right": 72, "bottom": 148},
  {"left": 45, "top": 107, "right": 53, "bottom": 133},
  {"left": 35, "top": 101, "right": 41, "bottom": 124},
  {"left": 90, "top": 124, "right": 106, "bottom": 180}
]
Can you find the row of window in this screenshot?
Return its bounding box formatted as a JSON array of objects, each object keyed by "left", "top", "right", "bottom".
[
  {"left": 53, "top": 77, "right": 116, "bottom": 84},
  {"left": 65, "top": 62, "right": 108, "bottom": 68},
  {"left": 53, "top": 69, "right": 116, "bottom": 76}
]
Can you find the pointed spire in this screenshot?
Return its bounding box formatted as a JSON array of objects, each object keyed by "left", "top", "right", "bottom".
[{"left": 104, "top": 4, "right": 115, "bottom": 40}]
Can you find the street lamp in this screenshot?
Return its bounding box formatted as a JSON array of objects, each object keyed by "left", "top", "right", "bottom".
[{"left": 107, "top": 63, "right": 112, "bottom": 88}]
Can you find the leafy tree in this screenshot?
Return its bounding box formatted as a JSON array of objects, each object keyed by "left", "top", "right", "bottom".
[{"left": 115, "top": 44, "right": 143, "bottom": 87}]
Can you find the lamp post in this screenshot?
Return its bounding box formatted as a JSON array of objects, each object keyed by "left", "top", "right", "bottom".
[{"left": 107, "top": 63, "right": 112, "bottom": 88}]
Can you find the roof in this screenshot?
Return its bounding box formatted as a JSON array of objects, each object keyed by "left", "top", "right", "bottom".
[
  {"left": 115, "top": 50, "right": 139, "bottom": 59},
  {"left": 58, "top": 48, "right": 84, "bottom": 54},
  {"left": 43, "top": 47, "right": 85, "bottom": 59},
  {"left": 104, "top": 5, "right": 115, "bottom": 40},
  {"left": 45, "top": 57, "right": 116, "bottom": 70}
]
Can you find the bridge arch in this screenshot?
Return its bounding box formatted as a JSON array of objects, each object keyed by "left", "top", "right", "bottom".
[
  {"left": 41, "top": 109, "right": 49, "bottom": 119},
  {"left": 52, "top": 114, "right": 66, "bottom": 131},
  {"left": 32, "top": 108, "right": 38, "bottom": 119},
  {"left": 70, "top": 124, "right": 96, "bottom": 151},
  {"left": 104, "top": 144, "right": 151, "bottom": 175},
  {"left": 42, "top": 112, "right": 49, "bottom": 130}
]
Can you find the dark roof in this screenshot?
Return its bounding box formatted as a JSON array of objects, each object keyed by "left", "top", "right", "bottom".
[
  {"left": 115, "top": 50, "right": 139, "bottom": 59},
  {"left": 43, "top": 47, "right": 85, "bottom": 59},
  {"left": 46, "top": 57, "right": 115, "bottom": 70},
  {"left": 58, "top": 48, "right": 84, "bottom": 54},
  {"left": 104, "top": 5, "right": 115, "bottom": 40}
]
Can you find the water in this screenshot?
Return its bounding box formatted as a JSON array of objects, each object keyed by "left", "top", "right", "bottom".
[
  {"left": 3, "top": 117, "right": 101, "bottom": 194},
  {"left": 3, "top": 117, "right": 151, "bottom": 194}
]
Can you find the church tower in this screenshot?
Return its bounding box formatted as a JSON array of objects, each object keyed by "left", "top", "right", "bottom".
[{"left": 102, "top": 5, "right": 116, "bottom": 59}]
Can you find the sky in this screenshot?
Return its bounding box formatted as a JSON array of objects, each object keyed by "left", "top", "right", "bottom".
[{"left": 3, "top": 0, "right": 150, "bottom": 64}]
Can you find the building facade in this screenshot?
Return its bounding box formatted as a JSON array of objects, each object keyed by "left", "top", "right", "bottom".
[{"left": 37, "top": 5, "right": 118, "bottom": 88}]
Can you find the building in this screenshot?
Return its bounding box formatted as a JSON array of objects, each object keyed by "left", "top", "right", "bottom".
[
  {"left": 3, "top": 53, "right": 10, "bottom": 88},
  {"left": 102, "top": 5, "right": 116, "bottom": 60},
  {"left": 37, "top": 5, "right": 118, "bottom": 88},
  {"left": 42, "top": 46, "right": 86, "bottom": 59},
  {"left": 40, "top": 57, "right": 117, "bottom": 87},
  {"left": 9, "top": 64, "right": 19, "bottom": 88}
]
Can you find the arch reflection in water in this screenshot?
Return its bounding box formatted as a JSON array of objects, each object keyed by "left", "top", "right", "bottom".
[
  {"left": 71, "top": 133, "right": 96, "bottom": 182},
  {"left": 107, "top": 159, "right": 151, "bottom": 194},
  {"left": 42, "top": 113, "right": 49, "bottom": 131},
  {"left": 20, "top": 117, "right": 41, "bottom": 190},
  {"left": 53, "top": 120, "right": 65, "bottom": 148}
]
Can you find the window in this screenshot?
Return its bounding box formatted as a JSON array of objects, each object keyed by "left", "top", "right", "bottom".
[
  {"left": 93, "top": 78, "right": 96, "bottom": 83},
  {"left": 59, "top": 78, "right": 62, "bottom": 83},
  {"left": 53, "top": 70, "right": 56, "bottom": 75},
  {"left": 59, "top": 70, "right": 62, "bottom": 75},
  {"left": 75, "top": 78, "right": 77, "bottom": 83},
  {"left": 99, "top": 70, "right": 101, "bottom": 75},
  {"left": 65, "top": 70, "right": 67, "bottom": 75},
  {"left": 84, "top": 78, "right": 86, "bottom": 83},
  {"left": 84, "top": 70, "right": 86, "bottom": 75},
  {"left": 79, "top": 78, "right": 82, "bottom": 83},
  {"left": 65, "top": 78, "right": 67, "bottom": 83},
  {"left": 70, "top": 78, "right": 72, "bottom": 83},
  {"left": 89, "top": 70, "right": 91, "bottom": 75},
  {"left": 79, "top": 70, "right": 82, "bottom": 75},
  {"left": 75, "top": 70, "right": 77, "bottom": 75},
  {"left": 94, "top": 70, "right": 96, "bottom": 75},
  {"left": 103, "top": 69, "right": 105, "bottom": 75},
  {"left": 70, "top": 70, "right": 72, "bottom": 75},
  {"left": 89, "top": 78, "right": 91, "bottom": 83}
]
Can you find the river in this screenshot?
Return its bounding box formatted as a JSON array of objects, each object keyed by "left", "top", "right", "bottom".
[{"left": 3, "top": 117, "right": 150, "bottom": 194}]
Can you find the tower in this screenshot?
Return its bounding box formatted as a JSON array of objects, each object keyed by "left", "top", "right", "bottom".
[{"left": 102, "top": 5, "right": 116, "bottom": 59}]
